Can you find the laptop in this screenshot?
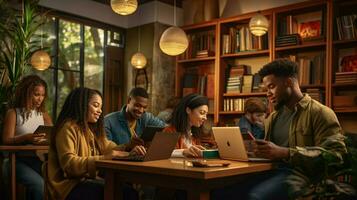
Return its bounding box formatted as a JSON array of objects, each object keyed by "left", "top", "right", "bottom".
[
  {"left": 212, "top": 127, "right": 270, "bottom": 162},
  {"left": 140, "top": 126, "right": 165, "bottom": 142},
  {"left": 113, "top": 131, "right": 180, "bottom": 162}
]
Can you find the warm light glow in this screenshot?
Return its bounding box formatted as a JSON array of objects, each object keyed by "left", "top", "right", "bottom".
[
  {"left": 131, "top": 52, "right": 147, "bottom": 69},
  {"left": 159, "top": 26, "right": 188, "bottom": 56},
  {"left": 249, "top": 13, "right": 269, "bottom": 36},
  {"left": 30, "top": 50, "right": 51, "bottom": 70},
  {"left": 111, "top": 0, "right": 138, "bottom": 16}
]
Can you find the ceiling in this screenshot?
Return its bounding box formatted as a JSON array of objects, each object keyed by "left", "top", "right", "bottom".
[{"left": 91, "top": 0, "right": 183, "bottom": 8}]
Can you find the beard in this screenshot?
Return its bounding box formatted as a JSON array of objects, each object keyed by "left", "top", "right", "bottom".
[{"left": 274, "top": 98, "right": 287, "bottom": 110}]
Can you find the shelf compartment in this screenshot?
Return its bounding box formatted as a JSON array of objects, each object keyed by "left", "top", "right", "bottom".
[
  {"left": 177, "top": 56, "right": 215, "bottom": 63},
  {"left": 221, "top": 50, "right": 269, "bottom": 58},
  {"left": 334, "top": 107, "right": 357, "bottom": 113},
  {"left": 275, "top": 41, "right": 326, "bottom": 51},
  {"left": 332, "top": 82, "right": 357, "bottom": 87},
  {"left": 223, "top": 92, "right": 266, "bottom": 97},
  {"left": 219, "top": 111, "right": 244, "bottom": 115}
]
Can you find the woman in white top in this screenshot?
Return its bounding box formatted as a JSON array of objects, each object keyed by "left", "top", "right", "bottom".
[{"left": 2, "top": 75, "right": 52, "bottom": 200}]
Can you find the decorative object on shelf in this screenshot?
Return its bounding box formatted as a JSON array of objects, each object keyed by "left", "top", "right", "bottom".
[
  {"left": 111, "top": 0, "right": 137, "bottom": 16},
  {"left": 30, "top": 50, "right": 51, "bottom": 70},
  {"left": 159, "top": 0, "right": 188, "bottom": 56},
  {"left": 249, "top": 12, "right": 269, "bottom": 36},
  {"left": 135, "top": 68, "right": 149, "bottom": 90}
]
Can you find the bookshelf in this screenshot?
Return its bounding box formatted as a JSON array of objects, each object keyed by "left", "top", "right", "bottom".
[{"left": 175, "top": 0, "right": 357, "bottom": 126}]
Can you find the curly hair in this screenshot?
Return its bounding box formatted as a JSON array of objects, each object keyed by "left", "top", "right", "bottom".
[
  {"left": 13, "top": 75, "right": 48, "bottom": 122},
  {"left": 258, "top": 59, "right": 299, "bottom": 78},
  {"left": 52, "top": 87, "right": 107, "bottom": 153}
]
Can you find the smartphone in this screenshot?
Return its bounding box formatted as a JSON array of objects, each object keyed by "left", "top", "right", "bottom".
[
  {"left": 33, "top": 125, "right": 53, "bottom": 135},
  {"left": 241, "top": 131, "right": 255, "bottom": 141}
]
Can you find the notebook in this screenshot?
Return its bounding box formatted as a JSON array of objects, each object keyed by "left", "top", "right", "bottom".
[
  {"left": 113, "top": 131, "right": 180, "bottom": 162},
  {"left": 212, "top": 127, "right": 270, "bottom": 162}
]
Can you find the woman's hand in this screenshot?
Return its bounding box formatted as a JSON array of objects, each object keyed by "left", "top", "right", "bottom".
[
  {"left": 31, "top": 133, "right": 47, "bottom": 145},
  {"left": 130, "top": 145, "right": 147, "bottom": 156},
  {"left": 104, "top": 150, "right": 130, "bottom": 160},
  {"left": 183, "top": 145, "right": 206, "bottom": 158}
]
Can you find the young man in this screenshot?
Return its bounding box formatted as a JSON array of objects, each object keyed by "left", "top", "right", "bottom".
[
  {"left": 104, "top": 87, "right": 166, "bottom": 150},
  {"left": 237, "top": 97, "right": 267, "bottom": 139},
  {"left": 246, "top": 59, "right": 347, "bottom": 199}
]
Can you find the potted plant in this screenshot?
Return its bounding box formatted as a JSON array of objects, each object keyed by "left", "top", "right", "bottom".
[
  {"left": 287, "top": 135, "right": 357, "bottom": 200},
  {"left": 0, "top": 0, "right": 45, "bottom": 131}
]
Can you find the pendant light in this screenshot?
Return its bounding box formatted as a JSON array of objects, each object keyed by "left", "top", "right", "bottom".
[
  {"left": 31, "top": 5, "right": 51, "bottom": 70},
  {"left": 111, "top": 0, "right": 138, "bottom": 16},
  {"left": 131, "top": 7, "right": 147, "bottom": 69},
  {"left": 159, "top": 0, "right": 188, "bottom": 56},
  {"left": 249, "top": 12, "right": 269, "bottom": 36}
]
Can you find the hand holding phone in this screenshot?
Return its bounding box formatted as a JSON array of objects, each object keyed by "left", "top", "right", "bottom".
[{"left": 254, "top": 139, "right": 268, "bottom": 145}]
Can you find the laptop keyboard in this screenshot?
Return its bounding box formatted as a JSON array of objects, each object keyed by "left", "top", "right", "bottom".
[{"left": 112, "top": 154, "right": 145, "bottom": 162}]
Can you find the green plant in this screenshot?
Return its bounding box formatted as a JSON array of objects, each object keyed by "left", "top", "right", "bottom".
[
  {"left": 0, "top": 0, "right": 44, "bottom": 124},
  {"left": 287, "top": 136, "right": 357, "bottom": 200}
]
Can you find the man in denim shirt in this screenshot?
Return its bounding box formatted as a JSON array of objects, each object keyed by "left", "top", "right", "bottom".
[{"left": 104, "top": 87, "right": 166, "bottom": 150}]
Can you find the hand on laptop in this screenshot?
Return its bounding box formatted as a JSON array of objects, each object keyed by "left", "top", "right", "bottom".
[
  {"left": 254, "top": 140, "right": 289, "bottom": 160},
  {"left": 104, "top": 150, "right": 130, "bottom": 160},
  {"left": 125, "top": 136, "right": 144, "bottom": 151},
  {"left": 183, "top": 145, "right": 206, "bottom": 158},
  {"left": 131, "top": 145, "right": 147, "bottom": 156}
]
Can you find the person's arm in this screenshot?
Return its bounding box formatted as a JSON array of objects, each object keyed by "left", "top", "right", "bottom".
[
  {"left": 146, "top": 112, "right": 167, "bottom": 128},
  {"left": 2, "top": 109, "right": 35, "bottom": 144},
  {"left": 43, "top": 112, "right": 53, "bottom": 126},
  {"left": 104, "top": 116, "right": 113, "bottom": 141},
  {"left": 288, "top": 108, "right": 346, "bottom": 165},
  {"left": 56, "top": 123, "right": 104, "bottom": 178}
]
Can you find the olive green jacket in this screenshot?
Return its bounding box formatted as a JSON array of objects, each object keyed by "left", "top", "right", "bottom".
[
  {"left": 47, "top": 121, "right": 117, "bottom": 200},
  {"left": 265, "top": 94, "right": 347, "bottom": 166}
]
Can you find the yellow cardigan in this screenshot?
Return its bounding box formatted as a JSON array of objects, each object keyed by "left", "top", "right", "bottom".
[{"left": 47, "top": 121, "right": 117, "bottom": 200}]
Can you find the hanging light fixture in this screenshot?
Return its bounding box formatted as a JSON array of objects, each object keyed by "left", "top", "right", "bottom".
[
  {"left": 31, "top": 20, "right": 51, "bottom": 70},
  {"left": 159, "top": 0, "right": 188, "bottom": 56},
  {"left": 131, "top": 8, "right": 147, "bottom": 69},
  {"left": 111, "top": 0, "right": 138, "bottom": 16},
  {"left": 249, "top": 12, "right": 269, "bottom": 36}
]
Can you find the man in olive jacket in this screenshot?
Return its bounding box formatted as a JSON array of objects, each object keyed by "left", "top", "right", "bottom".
[{"left": 248, "top": 59, "right": 347, "bottom": 199}]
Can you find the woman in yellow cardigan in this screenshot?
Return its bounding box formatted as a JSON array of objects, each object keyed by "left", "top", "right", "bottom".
[{"left": 47, "top": 87, "right": 145, "bottom": 200}]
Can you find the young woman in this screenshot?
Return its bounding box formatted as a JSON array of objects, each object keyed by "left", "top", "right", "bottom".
[
  {"left": 163, "top": 93, "right": 213, "bottom": 158},
  {"left": 2, "top": 75, "right": 52, "bottom": 200},
  {"left": 47, "top": 87, "right": 145, "bottom": 200}
]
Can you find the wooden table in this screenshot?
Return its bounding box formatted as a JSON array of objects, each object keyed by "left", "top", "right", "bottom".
[
  {"left": 0, "top": 145, "right": 48, "bottom": 200},
  {"left": 96, "top": 158, "right": 273, "bottom": 200}
]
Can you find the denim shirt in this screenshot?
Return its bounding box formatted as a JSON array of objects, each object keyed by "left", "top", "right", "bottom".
[
  {"left": 237, "top": 115, "right": 265, "bottom": 139},
  {"left": 104, "top": 105, "right": 166, "bottom": 145}
]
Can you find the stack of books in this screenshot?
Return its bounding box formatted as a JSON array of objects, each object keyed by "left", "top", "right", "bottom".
[
  {"left": 275, "top": 34, "right": 301, "bottom": 47},
  {"left": 335, "top": 72, "right": 357, "bottom": 84}
]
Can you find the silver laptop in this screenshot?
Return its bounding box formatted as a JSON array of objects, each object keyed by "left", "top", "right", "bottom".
[
  {"left": 113, "top": 132, "right": 180, "bottom": 162},
  {"left": 212, "top": 127, "right": 270, "bottom": 162}
]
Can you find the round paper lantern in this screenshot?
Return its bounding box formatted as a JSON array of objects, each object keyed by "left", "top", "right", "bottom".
[
  {"left": 159, "top": 26, "right": 188, "bottom": 56},
  {"left": 30, "top": 50, "right": 51, "bottom": 70},
  {"left": 131, "top": 52, "right": 147, "bottom": 69},
  {"left": 249, "top": 13, "right": 269, "bottom": 36},
  {"left": 111, "top": 0, "right": 138, "bottom": 16}
]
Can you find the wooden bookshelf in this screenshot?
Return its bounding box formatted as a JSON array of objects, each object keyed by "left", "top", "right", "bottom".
[{"left": 175, "top": 0, "right": 357, "bottom": 125}]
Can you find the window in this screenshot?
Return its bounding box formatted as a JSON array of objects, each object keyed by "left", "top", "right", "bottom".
[{"left": 25, "top": 16, "right": 124, "bottom": 119}]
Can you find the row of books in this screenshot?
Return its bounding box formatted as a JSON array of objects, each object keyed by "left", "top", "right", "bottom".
[
  {"left": 306, "top": 88, "right": 325, "bottom": 104},
  {"left": 336, "top": 14, "right": 357, "bottom": 41},
  {"left": 221, "top": 26, "right": 268, "bottom": 54},
  {"left": 223, "top": 98, "right": 245, "bottom": 112},
  {"left": 275, "top": 34, "right": 301, "bottom": 47},
  {"left": 178, "top": 31, "right": 215, "bottom": 60},
  {"left": 182, "top": 73, "right": 215, "bottom": 99},
  {"left": 283, "top": 53, "right": 325, "bottom": 85},
  {"left": 335, "top": 71, "right": 357, "bottom": 84}
]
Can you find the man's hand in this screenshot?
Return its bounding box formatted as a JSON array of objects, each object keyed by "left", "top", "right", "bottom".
[
  {"left": 254, "top": 140, "right": 289, "bottom": 160},
  {"left": 31, "top": 133, "right": 47, "bottom": 145},
  {"left": 183, "top": 145, "right": 206, "bottom": 158},
  {"left": 125, "top": 136, "right": 144, "bottom": 151}
]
